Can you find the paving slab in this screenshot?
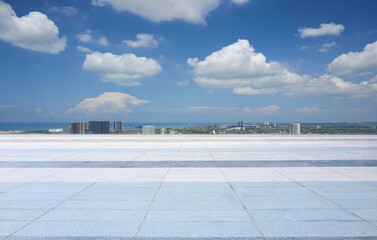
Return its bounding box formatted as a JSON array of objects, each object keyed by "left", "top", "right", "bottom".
[{"left": 1, "top": 134, "right": 377, "bottom": 238}]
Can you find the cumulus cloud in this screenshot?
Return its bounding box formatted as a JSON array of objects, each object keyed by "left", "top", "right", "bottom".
[
  {"left": 76, "top": 46, "right": 92, "bottom": 53},
  {"left": 298, "top": 23, "right": 345, "bottom": 38},
  {"left": 188, "top": 39, "right": 377, "bottom": 98},
  {"left": 327, "top": 41, "right": 377, "bottom": 76},
  {"left": 123, "top": 33, "right": 159, "bottom": 48},
  {"left": 231, "top": 0, "right": 249, "bottom": 5},
  {"left": 67, "top": 92, "right": 149, "bottom": 114},
  {"left": 319, "top": 41, "right": 336, "bottom": 53},
  {"left": 91, "top": 0, "right": 220, "bottom": 24},
  {"left": 77, "top": 30, "right": 93, "bottom": 43},
  {"left": 49, "top": 6, "right": 78, "bottom": 15},
  {"left": 0, "top": 1, "right": 66, "bottom": 53},
  {"left": 188, "top": 39, "right": 304, "bottom": 89},
  {"left": 82, "top": 51, "right": 162, "bottom": 86},
  {"left": 77, "top": 29, "right": 108, "bottom": 46},
  {"left": 98, "top": 37, "right": 108, "bottom": 46},
  {"left": 177, "top": 80, "right": 189, "bottom": 86},
  {"left": 288, "top": 74, "right": 377, "bottom": 98}
]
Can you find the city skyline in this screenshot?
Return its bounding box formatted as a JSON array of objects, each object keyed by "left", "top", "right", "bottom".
[{"left": 1, "top": 0, "right": 377, "bottom": 123}]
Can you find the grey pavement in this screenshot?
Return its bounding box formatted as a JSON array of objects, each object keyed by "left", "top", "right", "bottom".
[{"left": 0, "top": 134, "right": 377, "bottom": 239}]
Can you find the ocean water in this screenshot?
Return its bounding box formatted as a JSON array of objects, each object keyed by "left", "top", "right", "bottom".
[{"left": 0, "top": 122, "right": 219, "bottom": 131}]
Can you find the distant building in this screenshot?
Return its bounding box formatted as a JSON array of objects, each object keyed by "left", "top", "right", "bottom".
[
  {"left": 89, "top": 121, "right": 110, "bottom": 134},
  {"left": 160, "top": 128, "right": 166, "bottom": 134},
  {"left": 264, "top": 122, "right": 269, "bottom": 126},
  {"left": 114, "top": 121, "right": 122, "bottom": 132},
  {"left": 142, "top": 125, "right": 155, "bottom": 134},
  {"left": 69, "top": 122, "right": 86, "bottom": 134},
  {"left": 49, "top": 129, "right": 63, "bottom": 133},
  {"left": 238, "top": 121, "right": 244, "bottom": 127},
  {"left": 289, "top": 123, "right": 301, "bottom": 134},
  {"left": 214, "top": 124, "right": 226, "bottom": 129}
]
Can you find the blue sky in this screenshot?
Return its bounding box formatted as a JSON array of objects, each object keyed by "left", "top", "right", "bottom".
[{"left": 0, "top": 0, "right": 377, "bottom": 123}]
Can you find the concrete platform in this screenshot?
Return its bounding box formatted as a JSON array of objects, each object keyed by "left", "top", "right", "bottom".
[{"left": 0, "top": 134, "right": 377, "bottom": 239}]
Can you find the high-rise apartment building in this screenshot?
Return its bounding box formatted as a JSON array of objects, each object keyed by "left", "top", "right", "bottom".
[
  {"left": 89, "top": 121, "right": 110, "bottom": 134},
  {"left": 238, "top": 121, "right": 244, "bottom": 127},
  {"left": 69, "top": 122, "right": 86, "bottom": 134},
  {"left": 142, "top": 125, "right": 155, "bottom": 134},
  {"left": 114, "top": 121, "right": 122, "bottom": 132},
  {"left": 289, "top": 123, "right": 300, "bottom": 134}
]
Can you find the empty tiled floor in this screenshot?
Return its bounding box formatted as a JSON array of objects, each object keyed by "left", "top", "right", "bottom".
[{"left": 0, "top": 134, "right": 377, "bottom": 239}]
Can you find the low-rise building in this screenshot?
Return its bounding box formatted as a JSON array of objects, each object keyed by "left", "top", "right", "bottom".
[
  {"left": 49, "top": 129, "right": 63, "bottom": 133},
  {"left": 142, "top": 125, "right": 155, "bottom": 134}
]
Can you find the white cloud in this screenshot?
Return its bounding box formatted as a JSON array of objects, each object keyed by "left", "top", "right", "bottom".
[
  {"left": 255, "top": 105, "right": 280, "bottom": 114},
  {"left": 300, "top": 45, "right": 309, "bottom": 50},
  {"left": 77, "top": 30, "right": 92, "bottom": 43},
  {"left": 188, "top": 39, "right": 304, "bottom": 89},
  {"left": 0, "top": 105, "right": 18, "bottom": 109},
  {"left": 123, "top": 33, "right": 159, "bottom": 48},
  {"left": 77, "top": 30, "right": 108, "bottom": 46},
  {"left": 327, "top": 41, "right": 377, "bottom": 76},
  {"left": 98, "top": 37, "right": 108, "bottom": 46},
  {"left": 76, "top": 46, "right": 92, "bottom": 53},
  {"left": 91, "top": 0, "right": 220, "bottom": 24},
  {"left": 49, "top": 6, "right": 78, "bottom": 16},
  {"left": 186, "top": 106, "right": 238, "bottom": 111},
  {"left": 177, "top": 80, "right": 189, "bottom": 86},
  {"left": 233, "top": 87, "right": 278, "bottom": 95},
  {"left": 231, "top": 0, "right": 249, "bottom": 5},
  {"left": 296, "top": 106, "right": 322, "bottom": 113},
  {"left": 288, "top": 74, "right": 377, "bottom": 98},
  {"left": 318, "top": 41, "right": 336, "bottom": 53},
  {"left": 298, "top": 23, "right": 345, "bottom": 38},
  {"left": 77, "top": 29, "right": 93, "bottom": 43},
  {"left": 82, "top": 51, "right": 162, "bottom": 86},
  {"left": 35, "top": 107, "right": 42, "bottom": 114},
  {"left": 188, "top": 39, "right": 377, "bottom": 98},
  {"left": 67, "top": 92, "right": 149, "bottom": 114},
  {"left": 243, "top": 105, "right": 280, "bottom": 114},
  {"left": 0, "top": 1, "right": 66, "bottom": 54}
]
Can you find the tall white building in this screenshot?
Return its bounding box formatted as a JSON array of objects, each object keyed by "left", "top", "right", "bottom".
[
  {"left": 142, "top": 125, "right": 155, "bottom": 134},
  {"left": 289, "top": 123, "right": 300, "bottom": 134}
]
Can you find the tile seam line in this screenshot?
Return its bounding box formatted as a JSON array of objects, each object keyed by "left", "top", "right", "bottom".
[
  {"left": 133, "top": 167, "right": 170, "bottom": 238},
  {"left": 4, "top": 182, "right": 97, "bottom": 239},
  {"left": 4, "top": 156, "right": 129, "bottom": 239},
  {"left": 316, "top": 166, "right": 377, "bottom": 228},
  {"left": 272, "top": 167, "right": 377, "bottom": 229},
  {"left": 205, "top": 143, "right": 265, "bottom": 237}
]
